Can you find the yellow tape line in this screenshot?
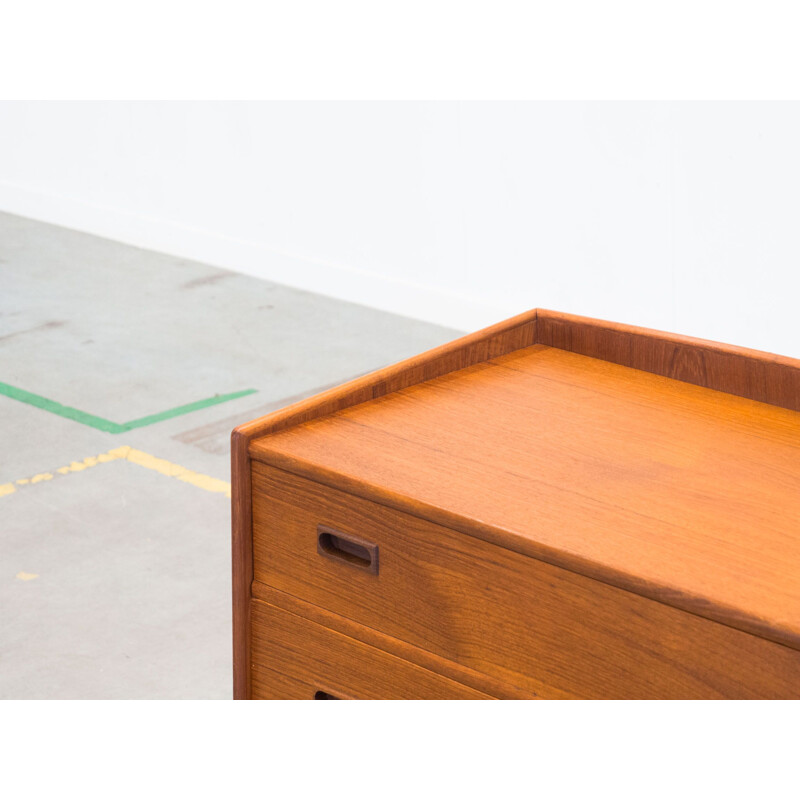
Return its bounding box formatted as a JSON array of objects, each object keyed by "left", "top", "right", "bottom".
[
  {"left": 123, "top": 446, "right": 231, "bottom": 496},
  {"left": 1, "top": 445, "right": 231, "bottom": 499}
]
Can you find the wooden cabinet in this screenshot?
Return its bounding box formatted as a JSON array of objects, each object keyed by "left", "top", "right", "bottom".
[{"left": 232, "top": 309, "right": 800, "bottom": 699}]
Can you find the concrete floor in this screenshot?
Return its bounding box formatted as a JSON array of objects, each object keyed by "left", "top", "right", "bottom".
[{"left": 0, "top": 212, "right": 458, "bottom": 698}]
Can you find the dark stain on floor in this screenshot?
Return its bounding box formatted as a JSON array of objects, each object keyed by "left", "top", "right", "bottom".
[
  {"left": 0, "top": 320, "right": 66, "bottom": 343},
  {"left": 181, "top": 272, "right": 235, "bottom": 290}
]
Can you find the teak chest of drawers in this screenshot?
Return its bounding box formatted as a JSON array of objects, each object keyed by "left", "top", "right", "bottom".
[{"left": 232, "top": 309, "right": 800, "bottom": 699}]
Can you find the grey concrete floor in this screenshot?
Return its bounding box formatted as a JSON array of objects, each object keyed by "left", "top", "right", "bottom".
[{"left": 0, "top": 212, "right": 458, "bottom": 698}]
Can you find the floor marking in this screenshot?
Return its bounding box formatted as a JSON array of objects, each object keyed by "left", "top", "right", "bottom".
[
  {"left": 0, "top": 381, "right": 257, "bottom": 433},
  {"left": 16, "top": 572, "right": 39, "bottom": 581},
  {"left": 2, "top": 445, "right": 231, "bottom": 499},
  {"left": 123, "top": 447, "right": 231, "bottom": 496}
]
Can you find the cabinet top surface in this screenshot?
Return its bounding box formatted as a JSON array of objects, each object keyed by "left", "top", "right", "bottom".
[{"left": 249, "top": 342, "right": 800, "bottom": 646}]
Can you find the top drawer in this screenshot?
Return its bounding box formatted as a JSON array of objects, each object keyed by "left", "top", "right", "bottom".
[{"left": 251, "top": 461, "right": 800, "bottom": 699}]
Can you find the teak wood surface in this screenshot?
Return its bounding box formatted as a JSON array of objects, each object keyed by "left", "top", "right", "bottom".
[
  {"left": 252, "top": 583, "right": 537, "bottom": 698},
  {"left": 232, "top": 309, "right": 800, "bottom": 700},
  {"left": 250, "top": 598, "right": 493, "bottom": 700},
  {"left": 251, "top": 464, "right": 800, "bottom": 699}
]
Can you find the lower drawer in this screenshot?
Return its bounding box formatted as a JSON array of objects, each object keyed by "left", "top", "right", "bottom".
[{"left": 249, "top": 598, "right": 493, "bottom": 700}]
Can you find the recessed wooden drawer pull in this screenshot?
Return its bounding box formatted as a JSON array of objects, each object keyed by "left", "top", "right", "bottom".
[
  {"left": 313, "top": 690, "right": 341, "bottom": 700},
  {"left": 317, "top": 525, "right": 379, "bottom": 574}
]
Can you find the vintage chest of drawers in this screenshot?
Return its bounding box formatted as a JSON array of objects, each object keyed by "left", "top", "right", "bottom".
[{"left": 231, "top": 309, "right": 800, "bottom": 699}]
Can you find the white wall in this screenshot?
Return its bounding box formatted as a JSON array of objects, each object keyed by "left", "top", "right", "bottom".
[{"left": 0, "top": 101, "right": 798, "bottom": 355}]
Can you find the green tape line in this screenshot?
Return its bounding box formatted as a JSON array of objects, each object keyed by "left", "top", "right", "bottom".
[
  {"left": 123, "top": 390, "right": 257, "bottom": 430},
  {"left": 0, "top": 381, "right": 257, "bottom": 433}
]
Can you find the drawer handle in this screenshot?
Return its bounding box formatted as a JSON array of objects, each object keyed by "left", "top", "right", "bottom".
[
  {"left": 314, "top": 690, "right": 341, "bottom": 700},
  {"left": 317, "top": 525, "right": 379, "bottom": 575}
]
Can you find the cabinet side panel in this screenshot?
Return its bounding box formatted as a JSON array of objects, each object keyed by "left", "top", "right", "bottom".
[{"left": 231, "top": 429, "right": 253, "bottom": 699}]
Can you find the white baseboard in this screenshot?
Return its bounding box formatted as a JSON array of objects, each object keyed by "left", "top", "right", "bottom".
[{"left": 0, "top": 181, "right": 506, "bottom": 332}]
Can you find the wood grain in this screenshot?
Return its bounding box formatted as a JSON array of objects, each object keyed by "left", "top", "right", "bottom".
[
  {"left": 234, "top": 308, "right": 800, "bottom": 698},
  {"left": 252, "top": 582, "right": 541, "bottom": 699},
  {"left": 250, "top": 463, "right": 800, "bottom": 699},
  {"left": 234, "top": 307, "right": 539, "bottom": 446},
  {"left": 538, "top": 309, "right": 800, "bottom": 411},
  {"left": 249, "top": 598, "right": 493, "bottom": 699},
  {"left": 231, "top": 428, "right": 252, "bottom": 700},
  {"left": 231, "top": 308, "right": 539, "bottom": 698},
  {"left": 250, "top": 345, "right": 800, "bottom": 652}
]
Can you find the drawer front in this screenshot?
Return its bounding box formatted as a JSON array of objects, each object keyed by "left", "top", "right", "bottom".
[
  {"left": 252, "top": 462, "right": 800, "bottom": 699},
  {"left": 249, "top": 598, "right": 491, "bottom": 699}
]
